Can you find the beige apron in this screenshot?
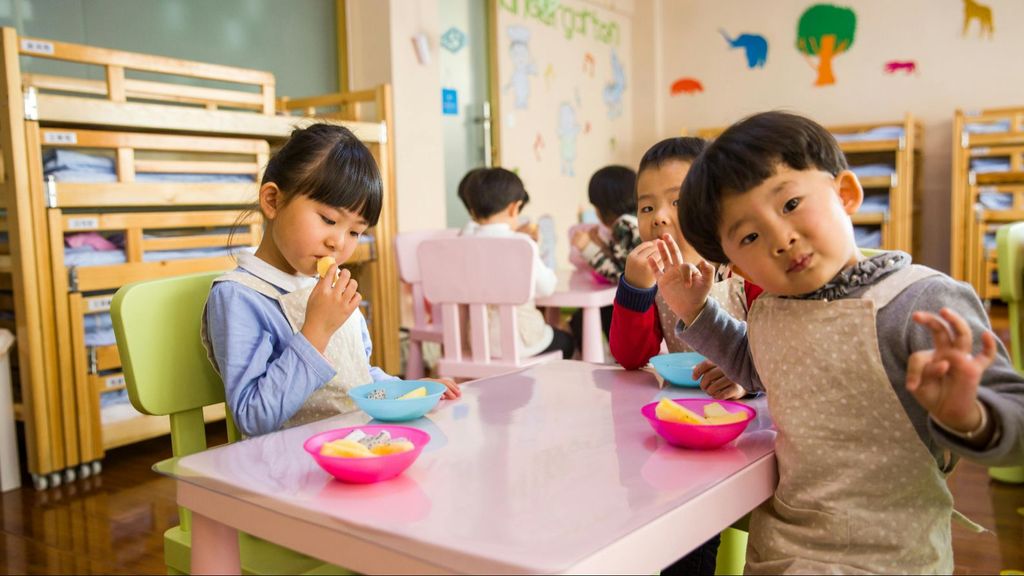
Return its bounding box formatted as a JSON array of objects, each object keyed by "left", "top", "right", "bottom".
[
  {"left": 745, "top": 264, "right": 955, "bottom": 574},
  {"left": 202, "top": 271, "right": 371, "bottom": 429},
  {"left": 658, "top": 275, "right": 747, "bottom": 353}
]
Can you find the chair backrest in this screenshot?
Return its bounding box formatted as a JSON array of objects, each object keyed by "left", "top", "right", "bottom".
[
  {"left": 395, "top": 229, "right": 459, "bottom": 330},
  {"left": 418, "top": 236, "right": 536, "bottom": 368},
  {"left": 111, "top": 271, "right": 239, "bottom": 459},
  {"left": 998, "top": 222, "right": 1024, "bottom": 370}
]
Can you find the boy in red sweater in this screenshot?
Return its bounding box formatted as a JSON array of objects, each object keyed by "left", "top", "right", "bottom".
[{"left": 609, "top": 137, "right": 762, "bottom": 400}]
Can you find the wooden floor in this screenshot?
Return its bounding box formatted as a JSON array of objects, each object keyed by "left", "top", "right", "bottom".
[{"left": 0, "top": 422, "right": 1020, "bottom": 574}]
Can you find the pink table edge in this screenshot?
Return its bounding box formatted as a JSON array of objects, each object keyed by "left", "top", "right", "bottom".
[{"left": 535, "top": 270, "right": 616, "bottom": 364}]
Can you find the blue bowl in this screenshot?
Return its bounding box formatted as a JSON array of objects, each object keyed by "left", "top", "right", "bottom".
[
  {"left": 349, "top": 380, "right": 445, "bottom": 422},
  {"left": 649, "top": 352, "right": 706, "bottom": 388}
]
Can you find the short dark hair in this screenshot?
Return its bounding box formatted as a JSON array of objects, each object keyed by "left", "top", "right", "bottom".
[
  {"left": 262, "top": 123, "right": 383, "bottom": 226},
  {"left": 456, "top": 168, "right": 485, "bottom": 216},
  {"left": 637, "top": 137, "right": 708, "bottom": 175},
  {"left": 588, "top": 165, "right": 637, "bottom": 221},
  {"left": 463, "top": 167, "right": 529, "bottom": 220},
  {"left": 679, "top": 111, "right": 847, "bottom": 263}
]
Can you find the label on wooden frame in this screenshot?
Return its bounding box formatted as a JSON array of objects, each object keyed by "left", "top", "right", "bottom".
[
  {"left": 104, "top": 375, "right": 125, "bottom": 389},
  {"left": 87, "top": 297, "right": 113, "bottom": 312},
  {"left": 20, "top": 39, "right": 54, "bottom": 55},
  {"left": 43, "top": 131, "right": 78, "bottom": 145},
  {"left": 67, "top": 217, "right": 99, "bottom": 230}
]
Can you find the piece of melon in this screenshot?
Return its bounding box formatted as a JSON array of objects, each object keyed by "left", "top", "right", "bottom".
[
  {"left": 320, "top": 438, "right": 373, "bottom": 458},
  {"left": 655, "top": 398, "right": 705, "bottom": 424},
  {"left": 702, "top": 402, "right": 748, "bottom": 425},
  {"left": 397, "top": 386, "right": 427, "bottom": 400},
  {"left": 370, "top": 440, "right": 415, "bottom": 456},
  {"left": 316, "top": 256, "right": 336, "bottom": 278}
]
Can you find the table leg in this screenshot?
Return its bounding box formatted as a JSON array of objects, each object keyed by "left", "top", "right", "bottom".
[
  {"left": 581, "top": 306, "right": 604, "bottom": 363},
  {"left": 192, "top": 511, "right": 241, "bottom": 574}
]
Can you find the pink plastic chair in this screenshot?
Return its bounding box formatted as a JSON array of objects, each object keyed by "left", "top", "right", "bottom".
[
  {"left": 395, "top": 229, "right": 459, "bottom": 379},
  {"left": 418, "top": 236, "right": 561, "bottom": 380}
]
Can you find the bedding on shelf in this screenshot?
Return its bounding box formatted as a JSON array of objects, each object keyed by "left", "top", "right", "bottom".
[{"left": 832, "top": 125, "right": 903, "bottom": 143}]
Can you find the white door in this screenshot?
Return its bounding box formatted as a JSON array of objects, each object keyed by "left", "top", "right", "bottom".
[{"left": 439, "top": 0, "right": 492, "bottom": 229}]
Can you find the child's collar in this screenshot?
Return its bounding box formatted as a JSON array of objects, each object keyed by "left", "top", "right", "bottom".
[
  {"left": 785, "top": 251, "right": 910, "bottom": 301},
  {"left": 236, "top": 252, "right": 317, "bottom": 293}
]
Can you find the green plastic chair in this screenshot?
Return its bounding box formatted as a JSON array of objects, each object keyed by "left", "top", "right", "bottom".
[
  {"left": 992, "top": 225, "right": 1024, "bottom": 483},
  {"left": 112, "top": 272, "right": 351, "bottom": 575}
]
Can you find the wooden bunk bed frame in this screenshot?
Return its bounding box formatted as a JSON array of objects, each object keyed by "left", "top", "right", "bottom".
[
  {"left": 0, "top": 27, "right": 399, "bottom": 490},
  {"left": 952, "top": 107, "right": 1024, "bottom": 300},
  {"left": 694, "top": 114, "right": 923, "bottom": 256}
]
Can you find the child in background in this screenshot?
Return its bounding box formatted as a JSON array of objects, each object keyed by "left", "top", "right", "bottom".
[
  {"left": 457, "top": 167, "right": 485, "bottom": 236},
  {"left": 610, "top": 138, "right": 758, "bottom": 401},
  {"left": 462, "top": 167, "right": 575, "bottom": 359},
  {"left": 657, "top": 111, "right": 1024, "bottom": 573},
  {"left": 569, "top": 165, "right": 641, "bottom": 351},
  {"left": 572, "top": 165, "right": 642, "bottom": 282},
  {"left": 204, "top": 124, "right": 459, "bottom": 437}
]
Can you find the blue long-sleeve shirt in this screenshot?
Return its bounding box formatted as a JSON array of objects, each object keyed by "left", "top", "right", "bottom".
[{"left": 205, "top": 256, "right": 395, "bottom": 437}]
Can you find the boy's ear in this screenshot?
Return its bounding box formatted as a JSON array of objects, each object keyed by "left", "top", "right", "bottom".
[
  {"left": 259, "top": 182, "right": 282, "bottom": 219},
  {"left": 835, "top": 170, "right": 863, "bottom": 215}
]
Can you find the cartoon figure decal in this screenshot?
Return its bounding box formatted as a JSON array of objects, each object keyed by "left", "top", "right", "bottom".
[
  {"left": 883, "top": 60, "right": 917, "bottom": 75},
  {"left": 557, "top": 102, "right": 580, "bottom": 177},
  {"left": 962, "top": 0, "right": 994, "bottom": 38},
  {"left": 603, "top": 50, "right": 626, "bottom": 119},
  {"left": 720, "top": 29, "right": 768, "bottom": 68},
  {"left": 670, "top": 77, "right": 704, "bottom": 96},
  {"left": 504, "top": 25, "right": 537, "bottom": 109},
  {"left": 440, "top": 27, "right": 467, "bottom": 53},
  {"left": 796, "top": 4, "right": 857, "bottom": 86}
]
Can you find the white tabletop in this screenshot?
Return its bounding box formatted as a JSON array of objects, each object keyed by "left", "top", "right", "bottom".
[{"left": 157, "top": 360, "right": 776, "bottom": 574}]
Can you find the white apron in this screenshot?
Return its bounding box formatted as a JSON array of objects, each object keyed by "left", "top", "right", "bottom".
[
  {"left": 745, "top": 264, "right": 955, "bottom": 574},
  {"left": 203, "top": 271, "right": 371, "bottom": 429}
]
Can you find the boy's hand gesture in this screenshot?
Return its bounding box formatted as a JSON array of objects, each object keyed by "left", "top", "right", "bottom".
[
  {"left": 302, "top": 264, "right": 362, "bottom": 353},
  {"left": 648, "top": 233, "right": 715, "bottom": 325},
  {"left": 624, "top": 241, "right": 663, "bottom": 289},
  {"left": 906, "top": 307, "right": 997, "bottom": 435}
]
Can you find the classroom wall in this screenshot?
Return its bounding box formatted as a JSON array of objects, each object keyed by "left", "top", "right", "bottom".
[
  {"left": 347, "top": 0, "right": 448, "bottom": 235},
  {"left": 655, "top": 0, "right": 1024, "bottom": 272},
  {"left": 494, "top": 0, "right": 638, "bottom": 267}
]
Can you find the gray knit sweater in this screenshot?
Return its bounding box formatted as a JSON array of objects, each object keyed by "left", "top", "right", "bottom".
[{"left": 679, "top": 251, "right": 1024, "bottom": 469}]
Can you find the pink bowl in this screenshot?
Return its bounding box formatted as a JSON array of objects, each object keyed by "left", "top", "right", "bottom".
[
  {"left": 304, "top": 425, "right": 430, "bottom": 484},
  {"left": 641, "top": 398, "right": 756, "bottom": 450}
]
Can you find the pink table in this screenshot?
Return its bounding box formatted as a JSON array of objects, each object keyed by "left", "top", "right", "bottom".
[
  {"left": 156, "top": 360, "right": 776, "bottom": 574},
  {"left": 535, "top": 270, "right": 617, "bottom": 363}
]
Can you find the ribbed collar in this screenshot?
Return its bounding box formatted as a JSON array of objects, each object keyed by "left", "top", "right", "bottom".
[{"left": 791, "top": 250, "right": 910, "bottom": 301}]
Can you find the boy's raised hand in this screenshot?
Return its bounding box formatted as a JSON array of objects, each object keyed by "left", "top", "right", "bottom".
[
  {"left": 301, "top": 264, "right": 362, "bottom": 354},
  {"left": 906, "top": 307, "right": 997, "bottom": 434},
  {"left": 624, "top": 241, "right": 662, "bottom": 289},
  {"left": 648, "top": 233, "right": 715, "bottom": 325}
]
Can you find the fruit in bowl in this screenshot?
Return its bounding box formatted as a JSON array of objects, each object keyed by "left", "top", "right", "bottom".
[
  {"left": 641, "top": 398, "right": 755, "bottom": 450},
  {"left": 305, "top": 425, "right": 430, "bottom": 483},
  {"left": 349, "top": 380, "right": 446, "bottom": 422}
]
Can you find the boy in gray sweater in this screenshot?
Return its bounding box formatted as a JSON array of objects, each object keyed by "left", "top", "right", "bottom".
[{"left": 649, "top": 111, "right": 1024, "bottom": 574}]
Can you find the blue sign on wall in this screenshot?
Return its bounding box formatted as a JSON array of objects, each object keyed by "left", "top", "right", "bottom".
[{"left": 442, "top": 88, "right": 458, "bottom": 115}]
